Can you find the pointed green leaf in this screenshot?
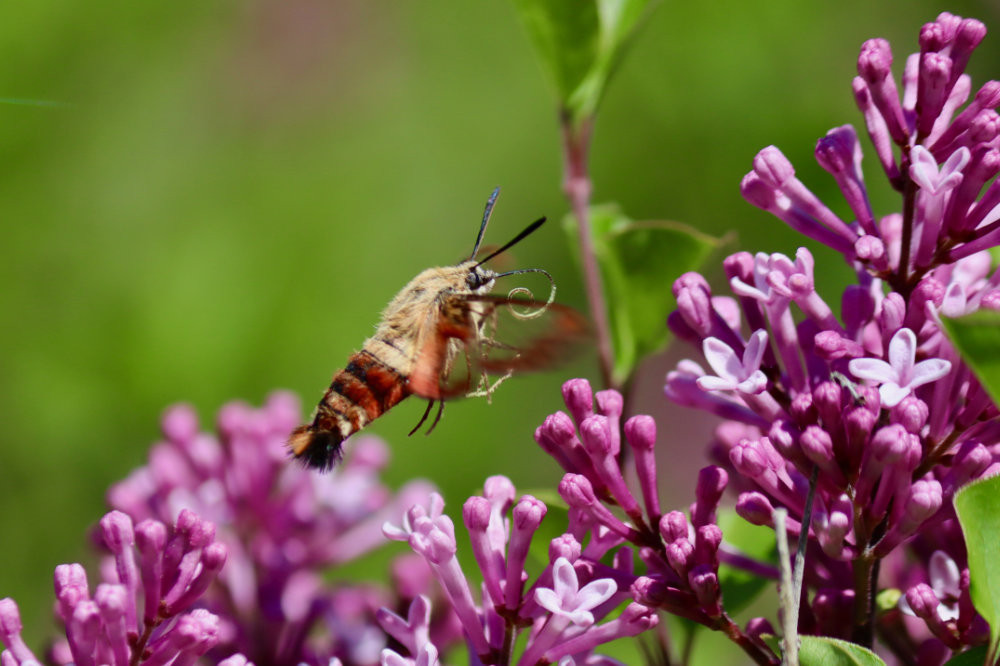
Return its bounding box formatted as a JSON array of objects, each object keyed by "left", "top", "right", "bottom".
[
  {"left": 955, "top": 474, "right": 1000, "bottom": 659},
  {"left": 564, "top": 204, "right": 723, "bottom": 386},
  {"left": 796, "top": 636, "right": 886, "bottom": 666},
  {"left": 942, "top": 310, "right": 1000, "bottom": 405},
  {"left": 510, "top": 0, "right": 657, "bottom": 124}
]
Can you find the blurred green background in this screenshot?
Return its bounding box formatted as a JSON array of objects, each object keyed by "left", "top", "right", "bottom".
[{"left": 2, "top": 0, "right": 998, "bottom": 658}]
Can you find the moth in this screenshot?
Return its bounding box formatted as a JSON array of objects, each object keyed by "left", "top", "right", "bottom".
[{"left": 288, "top": 188, "right": 586, "bottom": 470}]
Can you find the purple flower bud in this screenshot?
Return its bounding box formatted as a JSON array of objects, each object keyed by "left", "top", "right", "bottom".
[
  {"left": 949, "top": 441, "right": 992, "bottom": 487},
  {"left": 789, "top": 391, "right": 817, "bottom": 425},
  {"left": 94, "top": 584, "right": 130, "bottom": 666},
  {"left": 688, "top": 566, "right": 721, "bottom": 618},
  {"left": 580, "top": 415, "right": 641, "bottom": 518},
  {"left": 745, "top": 616, "right": 775, "bottom": 640},
  {"left": 812, "top": 381, "right": 843, "bottom": 430},
  {"left": 483, "top": 475, "right": 516, "bottom": 512},
  {"left": 163, "top": 542, "right": 227, "bottom": 616},
  {"left": 506, "top": 495, "right": 547, "bottom": 609},
  {"left": 754, "top": 146, "right": 796, "bottom": 188},
  {"left": 879, "top": 292, "right": 906, "bottom": 338},
  {"left": 559, "top": 473, "right": 598, "bottom": 509},
  {"left": 730, "top": 438, "right": 769, "bottom": 479},
  {"left": 693, "top": 525, "right": 722, "bottom": 569},
  {"left": 665, "top": 539, "right": 694, "bottom": 578},
  {"left": 462, "top": 496, "right": 491, "bottom": 532},
  {"left": 673, "top": 273, "right": 714, "bottom": 335},
  {"left": 871, "top": 424, "right": 911, "bottom": 465},
  {"left": 814, "top": 331, "right": 864, "bottom": 360},
  {"left": 67, "top": 600, "right": 101, "bottom": 666},
  {"left": 905, "top": 583, "right": 943, "bottom": 621},
  {"left": 99, "top": 511, "right": 140, "bottom": 633},
  {"left": 692, "top": 467, "right": 728, "bottom": 528},
  {"left": 54, "top": 563, "right": 89, "bottom": 622},
  {"left": 630, "top": 576, "right": 670, "bottom": 608},
  {"left": 844, "top": 405, "right": 876, "bottom": 473},
  {"left": 659, "top": 511, "right": 689, "bottom": 544},
  {"left": 891, "top": 396, "right": 929, "bottom": 432},
  {"left": 857, "top": 38, "right": 909, "bottom": 145},
  {"left": 561, "top": 378, "right": 594, "bottom": 425},
  {"left": 145, "top": 608, "right": 220, "bottom": 666},
  {"left": 558, "top": 474, "right": 638, "bottom": 542},
  {"left": 736, "top": 492, "right": 775, "bottom": 526},
  {"left": 854, "top": 235, "right": 889, "bottom": 271},
  {"left": 549, "top": 534, "right": 582, "bottom": 563},
  {"left": 0, "top": 598, "right": 38, "bottom": 665},
  {"left": 162, "top": 403, "right": 199, "bottom": 445},
  {"left": 625, "top": 415, "right": 660, "bottom": 519}
]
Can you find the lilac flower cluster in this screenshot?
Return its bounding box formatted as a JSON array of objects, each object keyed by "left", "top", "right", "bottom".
[
  {"left": 664, "top": 12, "right": 1000, "bottom": 661},
  {"left": 103, "top": 391, "right": 440, "bottom": 665},
  {"left": 380, "top": 474, "right": 658, "bottom": 666},
  {"left": 0, "top": 392, "right": 442, "bottom": 666},
  {"left": 1, "top": 509, "right": 233, "bottom": 666},
  {"left": 533, "top": 380, "right": 777, "bottom": 664}
]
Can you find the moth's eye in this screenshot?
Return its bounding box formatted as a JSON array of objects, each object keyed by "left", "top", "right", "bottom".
[{"left": 466, "top": 271, "right": 482, "bottom": 289}]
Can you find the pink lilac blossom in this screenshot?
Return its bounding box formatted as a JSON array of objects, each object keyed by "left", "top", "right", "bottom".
[
  {"left": 104, "top": 392, "right": 440, "bottom": 666},
  {"left": 0, "top": 510, "right": 242, "bottom": 666},
  {"left": 531, "top": 379, "right": 776, "bottom": 664},
  {"left": 381, "top": 476, "right": 656, "bottom": 666},
  {"left": 665, "top": 11, "right": 1000, "bottom": 663}
]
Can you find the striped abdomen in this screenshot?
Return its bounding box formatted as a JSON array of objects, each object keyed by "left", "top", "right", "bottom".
[{"left": 288, "top": 349, "right": 409, "bottom": 470}]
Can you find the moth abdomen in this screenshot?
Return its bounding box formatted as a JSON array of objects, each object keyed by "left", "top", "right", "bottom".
[{"left": 290, "top": 350, "right": 409, "bottom": 470}]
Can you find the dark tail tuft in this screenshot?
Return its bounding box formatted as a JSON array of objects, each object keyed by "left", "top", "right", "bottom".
[{"left": 287, "top": 425, "right": 344, "bottom": 472}]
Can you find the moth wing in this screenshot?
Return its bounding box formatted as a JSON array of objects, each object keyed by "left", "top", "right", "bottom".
[
  {"left": 464, "top": 294, "right": 588, "bottom": 375},
  {"left": 407, "top": 293, "right": 477, "bottom": 400},
  {"left": 408, "top": 292, "right": 587, "bottom": 401}
]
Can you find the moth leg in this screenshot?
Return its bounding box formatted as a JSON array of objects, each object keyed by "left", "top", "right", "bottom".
[
  {"left": 466, "top": 368, "right": 515, "bottom": 400},
  {"left": 408, "top": 400, "right": 436, "bottom": 437},
  {"left": 425, "top": 400, "right": 445, "bottom": 435}
]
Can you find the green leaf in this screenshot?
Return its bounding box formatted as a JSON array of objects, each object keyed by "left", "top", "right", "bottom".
[
  {"left": 510, "top": 0, "right": 657, "bottom": 124},
  {"left": 716, "top": 508, "right": 777, "bottom": 614},
  {"left": 942, "top": 645, "right": 989, "bottom": 666},
  {"left": 796, "top": 636, "right": 886, "bottom": 666},
  {"left": 955, "top": 474, "right": 1000, "bottom": 660},
  {"left": 564, "top": 204, "right": 723, "bottom": 386},
  {"left": 942, "top": 310, "right": 1000, "bottom": 405}
]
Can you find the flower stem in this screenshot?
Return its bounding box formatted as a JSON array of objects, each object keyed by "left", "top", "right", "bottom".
[{"left": 560, "top": 112, "right": 617, "bottom": 391}]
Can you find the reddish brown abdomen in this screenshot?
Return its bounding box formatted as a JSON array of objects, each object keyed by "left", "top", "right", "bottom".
[{"left": 289, "top": 350, "right": 409, "bottom": 470}]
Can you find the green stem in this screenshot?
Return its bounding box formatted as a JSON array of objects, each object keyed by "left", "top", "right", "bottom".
[{"left": 560, "top": 112, "right": 617, "bottom": 391}]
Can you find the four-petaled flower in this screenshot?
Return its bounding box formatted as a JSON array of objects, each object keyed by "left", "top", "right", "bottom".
[
  {"left": 696, "top": 330, "right": 769, "bottom": 395},
  {"left": 848, "top": 328, "right": 951, "bottom": 407},
  {"left": 533, "top": 557, "right": 617, "bottom": 626}
]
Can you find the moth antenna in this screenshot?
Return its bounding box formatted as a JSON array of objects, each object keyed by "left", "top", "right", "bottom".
[
  {"left": 495, "top": 267, "right": 556, "bottom": 320},
  {"left": 475, "top": 216, "right": 547, "bottom": 267},
  {"left": 469, "top": 186, "right": 501, "bottom": 260}
]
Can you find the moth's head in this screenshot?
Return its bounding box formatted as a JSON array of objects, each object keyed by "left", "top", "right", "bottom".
[{"left": 464, "top": 263, "right": 496, "bottom": 292}]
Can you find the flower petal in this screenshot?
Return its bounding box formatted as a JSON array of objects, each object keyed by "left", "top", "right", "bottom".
[
  {"left": 702, "top": 338, "right": 744, "bottom": 382},
  {"left": 886, "top": 328, "right": 917, "bottom": 380},
  {"left": 879, "top": 383, "right": 911, "bottom": 408},
  {"left": 696, "top": 376, "right": 737, "bottom": 392},
  {"left": 550, "top": 557, "right": 579, "bottom": 601},
  {"left": 575, "top": 578, "right": 618, "bottom": 612},
  {"left": 847, "top": 358, "right": 896, "bottom": 383},
  {"left": 909, "top": 359, "right": 952, "bottom": 388},
  {"left": 743, "top": 330, "right": 769, "bottom": 373}
]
